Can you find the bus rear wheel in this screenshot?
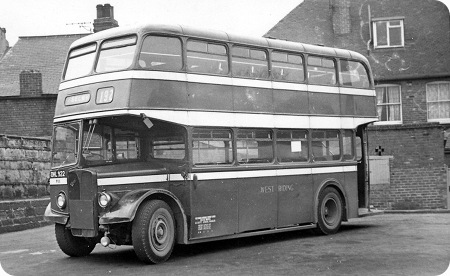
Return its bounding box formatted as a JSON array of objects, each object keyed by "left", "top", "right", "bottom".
[
  {"left": 132, "top": 200, "right": 175, "bottom": 264},
  {"left": 315, "top": 187, "right": 343, "bottom": 235},
  {"left": 55, "top": 223, "right": 96, "bottom": 257}
]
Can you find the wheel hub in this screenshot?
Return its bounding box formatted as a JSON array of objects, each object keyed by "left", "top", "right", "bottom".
[{"left": 154, "top": 219, "right": 168, "bottom": 245}]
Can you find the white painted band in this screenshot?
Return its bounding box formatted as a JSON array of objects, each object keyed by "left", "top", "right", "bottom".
[{"left": 97, "top": 165, "right": 357, "bottom": 186}]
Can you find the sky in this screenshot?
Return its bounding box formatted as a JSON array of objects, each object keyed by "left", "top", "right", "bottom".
[
  {"left": 2, "top": 0, "right": 450, "bottom": 47},
  {"left": 0, "top": 0, "right": 303, "bottom": 46}
]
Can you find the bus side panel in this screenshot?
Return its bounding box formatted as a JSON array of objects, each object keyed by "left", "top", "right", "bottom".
[
  {"left": 189, "top": 177, "right": 238, "bottom": 239},
  {"left": 238, "top": 176, "right": 277, "bottom": 232},
  {"left": 344, "top": 171, "right": 359, "bottom": 219},
  {"left": 130, "top": 79, "right": 188, "bottom": 109},
  {"left": 313, "top": 171, "right": 358, "bottom": 220},
  {"left": 277, "top": 174, "right": 314, "bottom": 227}
]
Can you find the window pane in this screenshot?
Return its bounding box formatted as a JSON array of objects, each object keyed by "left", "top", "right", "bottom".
[
  {"left": 139, "top": 36, "right": 182, "bottom": 71},
  {"left": 376, "top": 85, "right": 401, "bottom": 122},
  {"left": 387, "top": 86, "right": 400, "bottom": 103},
  {"left": 312, "top": 130, "right": 341, "bottom": 162},
  {"left": 272, "top": 52, "right": 287, "bottom": 62},
  {"left": 96, "top": 45, "right": 136, "bottom": 72},
  {"left": 339, "top": 60, "right": 370, "bottom": 88},
  {"left": 276, "top": 129, "right": 308, "bottom": 163},
  {"left": 342, "top": 130, "right": 354, "bottom": 160},
  {"left": 389, "top": 27, "right": 402, "bottom": 46},
  {"left": 428, "top": 84, "right": 439, "bottom": 102},
  {"left": 232, "top": 46, "right": 269, "bottom": 79},
  {"left": 439, "top": 102, "right": 450, "bottom": 118},
  {"left": 272, "top": 51, "right": 304, "bottom": 82},
  {"left": 251, "top": 49, "right": 267, "bottom": 60},
  {"left": 232, "top": 47, "right": 250, "bottom": 58},
  {"left": 439, "top": 83, "right": 450, "bottom": 100},
  {"left": 187, "top": 41, "right": 207, "bottom": 52},
  {"left": 376, "top": 22, "right": 388, "bottom": 46},
  {"left": 187, "top": 49, "right": 229, "bottom": 75},
  {"left": 152, "top": 136, "right": 185, "bottom": 160},
  {"left": 428, "top": 102, "right": 439, "bottom": 119},
  {"left": 64, "top": 52, "right": 96, "bottom": 80},
  {"left": 307, "top": 56, "right": 336, "bottom": 85},
  {"left": 237, "top": 129, "right": 273, "bottom": 164},
  {"left": 193, "top": 128, "right": 233, "bottom": 165}
]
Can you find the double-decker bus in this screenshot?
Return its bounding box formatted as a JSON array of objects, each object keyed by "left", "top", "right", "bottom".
[{"left": 45, "top": 24, "right": 377, "bottom": 264}]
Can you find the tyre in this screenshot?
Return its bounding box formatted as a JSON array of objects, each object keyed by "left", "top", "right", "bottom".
[
  {"left": 55, "top": 224, "right": 96, "bottom": 257},
  {"left": 132, "top": 200, "right": 175, "bottom": 264},
  {"left": 315, "top": 187, "right": 343, "bottom": 235}
]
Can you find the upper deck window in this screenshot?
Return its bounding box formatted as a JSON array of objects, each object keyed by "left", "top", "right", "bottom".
[
  {"left": 64, "top": 43, "right": 97, "bottom": 80},
  {"left": 96, "top": 35, "right": 137, "bottom": 73},
  {"left": 139, "top": 36, "right": 182, "bottom": 71},
  {"left": 272, "top": 51, "right": 305, "bottom": 83},
  {"left": 232, "top": 46, "right": 269, "bottom": 79},
  {"left": 187, "top": 40, "right": 228, "bottom": 75},
  {"left": 307, "top": 56, "right": 336, "bottom": 85},
  {"left": 339, "top": 60, "right": 370, "bottom": 88}
]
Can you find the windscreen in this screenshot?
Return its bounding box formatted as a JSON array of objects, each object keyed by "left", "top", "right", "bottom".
[{"left": 52, "top": 122, "right": 80, "bottom": 168}]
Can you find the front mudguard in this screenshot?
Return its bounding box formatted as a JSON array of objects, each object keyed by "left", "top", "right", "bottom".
[
  {"left": 98, "top": 189, "right": 183, "bottom": 224},
  {"left": 44, "top": 203, "right": 69, "bottom": 225}
]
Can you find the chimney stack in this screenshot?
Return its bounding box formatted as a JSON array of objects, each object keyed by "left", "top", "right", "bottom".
[
  {"left": 93, "top": 4, "right": 119, "bottom": 33},
  {"left": 0, "top": 27, "right": 9, "bottom": 59},
  {"left": 20, "top": 70, "right": 42, "bottom": 96},
  {"left": 331, "top": 0, "right": 351, "bottom": 35}
]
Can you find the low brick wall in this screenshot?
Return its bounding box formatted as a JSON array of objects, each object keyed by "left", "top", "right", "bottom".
[{"left": 0, "top": 198, "right": 51, "bottom": 234}]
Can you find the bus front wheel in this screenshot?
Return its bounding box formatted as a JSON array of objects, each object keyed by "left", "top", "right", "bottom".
[
  {"left": 315, "top": 187, "right": 343, "bottom": 235},
  {"left": 132, "top": 200, "right": 175, "bottom": 264},
  {"left": 55, "top": 223, "right": 96, "bottom": 257}
]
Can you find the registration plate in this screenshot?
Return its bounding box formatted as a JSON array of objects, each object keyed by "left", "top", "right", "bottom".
[{"left": 50, "top": 170, "right": 68, "bottom": 185}]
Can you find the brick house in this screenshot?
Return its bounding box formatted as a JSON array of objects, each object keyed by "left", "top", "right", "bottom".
[
  {"left": 266, "top": 0, "right": 449, "bottom": 209},
  {"left": 0, "top": 4, "right": 118, "bottom": 138},
  {"left": 0, "top": 34, "right": 86, "bottom": 137}
]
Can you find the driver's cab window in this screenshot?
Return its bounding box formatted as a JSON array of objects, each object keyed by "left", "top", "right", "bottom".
[
  {"left": 82, "top": 124, "right": 113, "bottom": 163},
  {"left": 82, "top": 120, "right": 140, "bottom": 165},
  {"left": 115, "top": 129, "right": 139, "bottom": 160}
]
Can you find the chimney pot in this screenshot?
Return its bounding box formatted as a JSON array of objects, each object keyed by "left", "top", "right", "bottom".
[{"left": 93, "top": 3, "right": 118, "bottom": 33}]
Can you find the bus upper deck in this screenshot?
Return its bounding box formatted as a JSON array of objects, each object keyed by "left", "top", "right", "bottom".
[{"left": 56, "top": 23, "right": 376, "bottom": 129}]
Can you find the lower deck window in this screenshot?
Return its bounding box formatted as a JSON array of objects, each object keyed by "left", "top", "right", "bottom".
[
  {"left": 311, "top": 130, "right": 341, "bottom": 161},
  {"left": 237, "top": 129, "right": 273, "bottom": 164},
  {"left": 193, "top": 128, "right": 233, "bottom": 165},
  {"left": 276, "top": 130, "right": 308, "bottom": 162}
]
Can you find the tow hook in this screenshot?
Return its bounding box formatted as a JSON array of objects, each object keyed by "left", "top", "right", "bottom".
[{"left": 100, "top": 226, "right": 111, "bottom": 247}]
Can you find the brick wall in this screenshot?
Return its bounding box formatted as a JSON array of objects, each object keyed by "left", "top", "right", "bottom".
[
  {"left": 368, "top": 123, "right": 447, "bottom": 209},
  {"left": 0, "top": 198, "right": 51, "bottom": 234},
  {"left": 0, "top": 96, "right": 56, "bottom": 137},
  {"left": 0, "top": 135, "right": 51, "bottom": 199}
]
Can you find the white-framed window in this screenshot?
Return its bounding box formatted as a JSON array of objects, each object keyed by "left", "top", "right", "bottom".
[
  {"left": 427, "top": 82, "right": 450, "bottom": 123},
  {"left": 372, "top": 18, "right": 404, "bottom": 48},
  {"left": 375, "top": 84, "right": 402, "bottom": 124}
]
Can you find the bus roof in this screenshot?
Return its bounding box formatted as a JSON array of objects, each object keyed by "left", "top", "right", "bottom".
[{"left": 70, "top": 23, "right": 369, "bottom": 63}]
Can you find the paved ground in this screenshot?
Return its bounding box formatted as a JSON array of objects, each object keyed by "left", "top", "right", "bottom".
[{"left": 0, "top": 213, "right": 449, "bottom": 275}]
